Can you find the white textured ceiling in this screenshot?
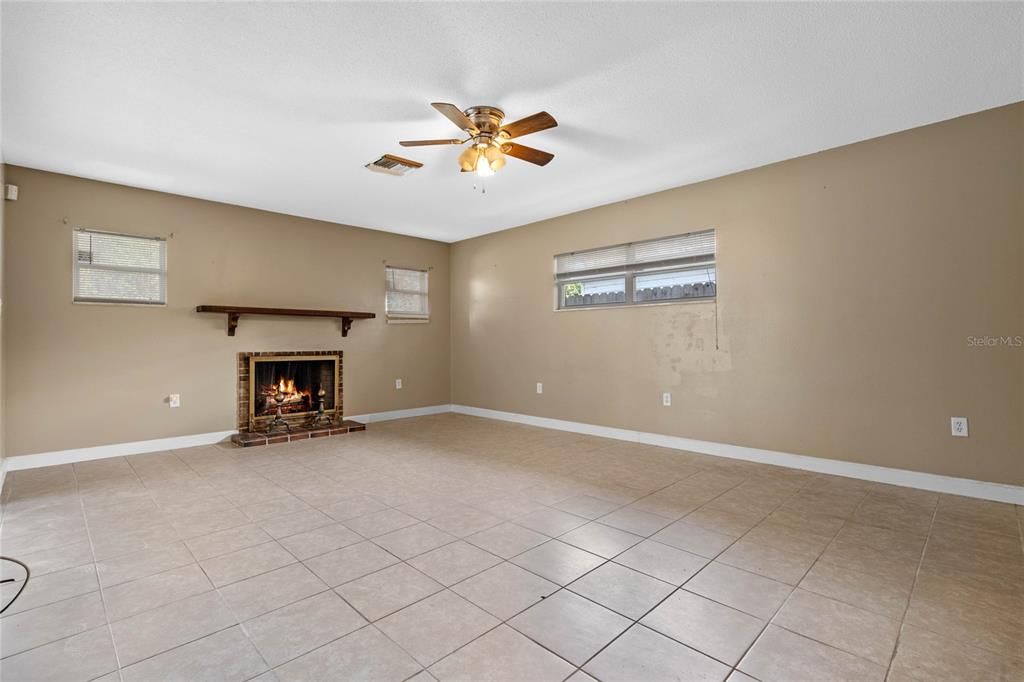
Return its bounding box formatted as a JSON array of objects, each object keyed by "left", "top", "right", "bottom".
[{"left": 2, "top": 2, "right": 1021, "bottom": 242}]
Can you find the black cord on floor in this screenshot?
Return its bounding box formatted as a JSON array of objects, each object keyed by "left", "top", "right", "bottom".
[{"left": 0, "top": 556, "right": 30, "bottom": 614}]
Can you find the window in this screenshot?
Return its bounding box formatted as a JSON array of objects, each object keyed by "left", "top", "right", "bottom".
[
  {"left": 555, "top": 230, "right": 716, "bottom": 309},
  {"left": 73, "top": 228, "right": 167, "bottom": 305},
  {"left": 385, "top": 266, "right": 429, "bottom": 321}
]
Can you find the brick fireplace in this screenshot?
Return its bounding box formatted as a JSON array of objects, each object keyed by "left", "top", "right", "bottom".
[{"left": 233, "top": 350, "right": 364, "bottom": 447}]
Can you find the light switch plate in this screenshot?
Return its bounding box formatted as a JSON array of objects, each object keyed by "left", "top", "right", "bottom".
[
  {"left": 395, "top": 379, "right": 402, "bottom": 390},
  {"left": 662, "top": 392, "right": 672, "bottom": 407},
  {"left": 951, "top": 417, "right": 968, "bottom": 437},
  {"left": 536, "top": 382, "right": 543, "bottom": 395},
  {"left": 169, "top": 394, "right": 181, "bottom": 408}
]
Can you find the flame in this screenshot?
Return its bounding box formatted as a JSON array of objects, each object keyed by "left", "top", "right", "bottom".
[{"left": 276, "top": 377, "right": 298, "bottom": 395}]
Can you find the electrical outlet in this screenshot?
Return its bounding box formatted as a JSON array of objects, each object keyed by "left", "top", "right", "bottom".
[
  {"left": 662, "top": 392, "right": 672, "bottom": 407},
  {"left": 536, "top": 382, "right": 543, "bottom": 395},
  {"left": 168, "top": 394, "right": 181, "bottom": 408},
  {"left": 395, "top": 379, "right": 403, "bottom": 390},
  {"left": 951, "top": 417, "right": 968, "bottom": 437}
]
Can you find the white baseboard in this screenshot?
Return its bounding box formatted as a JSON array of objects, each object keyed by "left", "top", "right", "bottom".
[
  {"left": 451, "top": 405, "right": 1023, "bottom": 505},
  {"left": 4, "top": 430, "right": 237, "bottom": 472},
  {"left": 346, "top": 404, "right": 453, "bottom": 423},
  {"left": 1, "top": 404, "right": 455, "bottom": 473},
  {"left": 4, "top": 404, "right": 1019, "bottom": 504}
]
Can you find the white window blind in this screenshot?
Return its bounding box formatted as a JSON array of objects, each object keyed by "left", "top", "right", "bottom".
[
  {"left": 73, "top": 229, "right": 167, "bottom": 305},
  {"left": 385, "top": 266, "right": 429, "bottom": 321},
  {"left": 554, "top": 230, "right": 716, "bottom": 309}
]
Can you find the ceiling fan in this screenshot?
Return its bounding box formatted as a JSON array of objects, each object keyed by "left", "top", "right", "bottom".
[{"left": 400, "top": 103, "right": 557, "bottom": 177}]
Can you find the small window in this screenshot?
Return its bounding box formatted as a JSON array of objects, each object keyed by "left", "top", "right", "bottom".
[
  {"left": 73, "top": 228, "right": 167, "bottom": 305},
  {"left": 385, "top": 266, "right": 429, "bottom": 322},
  {"left": 555, "top": 230, "right": 716, "bottom": 309}
]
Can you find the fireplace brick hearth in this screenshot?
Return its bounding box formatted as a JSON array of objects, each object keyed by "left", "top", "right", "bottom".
[{"left": 232, "top": 350, "right": 365, "bottom": 447}]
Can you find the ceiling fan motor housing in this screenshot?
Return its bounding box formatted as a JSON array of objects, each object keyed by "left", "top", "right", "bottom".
[{"left": 465, "top": 106, "right": 506, "bottom": 144}]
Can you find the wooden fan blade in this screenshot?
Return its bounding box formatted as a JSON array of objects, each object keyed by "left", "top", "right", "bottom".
[
  {"left": 399, "top": 139, "right": 463, "bottom": 147},
  {"left": 431, "top": 102, "right": 478, "bottom": 133},
  {"left": 501, "top": 142, "right": 554, "bottom": 166},
  {"left": 499, "top": 111, "right": 557, "bottom": 139}
]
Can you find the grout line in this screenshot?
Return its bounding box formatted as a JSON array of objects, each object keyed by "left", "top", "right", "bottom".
[{"left": 883, "top": 496, "right": 939, "bottom": 682}]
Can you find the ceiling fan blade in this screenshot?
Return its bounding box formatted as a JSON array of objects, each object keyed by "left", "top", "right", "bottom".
[
  {"left": 499, "top": 111, "right": 558, "bottom": 139},
  {"left": 501, "top": 142, "right": 554, "bottom": 166},
  {"left": 431, "top": 102, "right": 478, "bottom": 133},
  {"left": 399, "top": 139, "right": 464, "bottom": 147}
]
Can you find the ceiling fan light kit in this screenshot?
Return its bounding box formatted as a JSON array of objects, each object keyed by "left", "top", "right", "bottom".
[{"left": 401, "top": 102, "right": 557, "bottom": 178}]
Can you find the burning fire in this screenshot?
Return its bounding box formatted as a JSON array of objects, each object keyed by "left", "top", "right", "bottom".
[{"left": 277, "top": 378, "right": 299, "bottom": 396}]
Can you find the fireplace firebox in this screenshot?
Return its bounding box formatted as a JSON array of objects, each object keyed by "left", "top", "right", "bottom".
[{"left": 250, "top": 355, "right": 338, "bottom": 422}]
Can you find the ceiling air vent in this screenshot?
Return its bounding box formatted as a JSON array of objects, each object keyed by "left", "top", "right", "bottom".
[{"left": 365, "top": 154, "right": 423, "bottom": 176}]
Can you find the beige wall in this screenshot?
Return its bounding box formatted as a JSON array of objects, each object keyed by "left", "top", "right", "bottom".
[
  {"left": 2, "top": 167, "right": 450, "bottom": 456},
  {"left": 451, "top": 103, "right": 1023, "bottom": 486}
]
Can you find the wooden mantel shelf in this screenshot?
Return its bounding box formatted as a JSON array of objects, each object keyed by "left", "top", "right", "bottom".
[{"left": 196, "top": 305, "right": 376, "bottom": 337}]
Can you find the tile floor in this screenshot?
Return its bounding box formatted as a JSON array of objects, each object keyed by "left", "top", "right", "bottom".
[{"left": 0, "top": 413, "right": 1021, "bottom": 681}]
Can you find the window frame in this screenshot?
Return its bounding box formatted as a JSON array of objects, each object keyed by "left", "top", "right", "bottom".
[
  {"left": 384, "top": 265, "right": 430, "bottom": 323},
  {"left": 72, "top": 227, "right": 168, "bottom": 306},
  {"left": 554, "top": 230, "right": 716, "bottom": 311}
]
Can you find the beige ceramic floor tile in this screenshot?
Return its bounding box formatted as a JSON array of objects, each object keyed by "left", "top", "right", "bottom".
[
  {"left": 109, "top": 590, "right": 237, "bottom": 666},
  {"left": 584, "top": 624, "right": 730, "bottom": 682},
  {"left": 345, "top": 509, "right": 420, "bottom": 538},
  {"left": 514, "top": 508, "right": 590, "bottom": 537},
  {"left": 218, "top": 562, "right": 327, "bottom": 621},
  {"left": 613, "top": 539, "right": 708, "bottom": 585},
  {"left": 716, "top": 539, "right": 816, "bottom": 585},
  {"left": 376, "top": 590, "right": 500, "bottom": 666},
  {"left": 465, "top": 522, "right": 548, "bottom": 559},
  {"left": 336, "top": 563, "right": 444, "bottom": 621},
  {"left": 652, "top": 520, "right": 736, "bottom": 558},
  {"left": 184, "top": 524, "right": 273, "bottom": 561},
  {"left": 427, "top": 508, "right": 504, "bottom": 538},
  {"left": 570, "top": 561, "right": 675, "bottom": 619},
  {"left": 274, "top": 625, "right": 422, "bottom": 682},
  {"left": 511, "top": 540, "right": 606, "bottom": 585},
  {"left": 559, "top": 522, "right": 643, "bottom": 559},
  {"left": 242, "top": 591, "right": 366, "bottom": 667},
  {"left": 685, "top": 561, "right": 793, "bottom": 619},
  {"left": 641, "top": 589, "right": 764, "bottom": 665},
  {"left": 889, "top": 623, "right": 1024, "bottom": 682},
  {"left": 773, "top": 588, "right": 900, "bottom": 665},
  {"left": 451, "top": 562, "right": 559, "bottom": 620},
  {"left": 738, "top": 625, "right": 886, "bottom": 682},
  {"left": 199, "top": 541, "right": 297, "bottom": 587},
  {"left": 799, "top": 561, "right": 910, "bottom": 619},
  {"left": 508, "top": 590, "right": 631, "bottom": 666},
  {"left": 408, "top": 540, "right": 503, "bottom": 586},
  {"left": 0, "top": 625, "right": 117, "bottom": 682},
  {"left": 260, "top": 509, "right": 335, "bottom": 540},
  {"left": 276, "top": 522, "right": 363, "bottom": 560},
  {"left": 103, "top": 563, "right": 213, "bottom": 622},
  {"left": 598, "top": 506, "right": 674, "bottom": 537},
  {"left": 0, "top": 591, "right": 107, "bottom": 658},
  {"left": 303, "top": 540, "right": 399, "bottom": 586},
  {"left": 95, "top": 541, "right": 194, "bottom": 588},
  {"left": 119, "top": 626, "right": 267, "bottom": 682},
  {"left": 372, "top": 522, "right": 457, "bottom": 559},
  {"left": 0, "top": 563, "right": 98, "bottom": 617},
  {"left": 430, "top": 625, "right": 575, "bottom": 682}
]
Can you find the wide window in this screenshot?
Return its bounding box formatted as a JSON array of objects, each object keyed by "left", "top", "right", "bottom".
[
  {"left": 555, "top": 230, "right": 716, "bottom": 309},
  {"left": 385, "top": 266, "right": 429, "bottom": 322},
  {"left": 73, "top": 228, "right": 167, "bottom": 305}
]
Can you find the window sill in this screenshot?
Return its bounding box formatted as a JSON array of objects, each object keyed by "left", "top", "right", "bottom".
[
  {"left": 554, "top": 297, "right": 715, "bottom": 312},
  {"left": 386, "top": 318, "right": 430, "bottom": 324}
]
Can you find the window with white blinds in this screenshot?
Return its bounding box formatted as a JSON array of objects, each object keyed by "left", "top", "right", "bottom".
[
  {"left": 73, "top": 229, "right": 167, "bottom": 305},
  {"left": 385, "top": 266, "right": 429, "bottom": 321},
  {"left": 555, "top": 230, "right": 716, "bottom": 309}
]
